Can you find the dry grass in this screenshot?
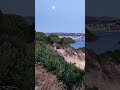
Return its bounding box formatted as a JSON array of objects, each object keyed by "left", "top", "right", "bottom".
[{"left": 35, "top": 65, "right": 66, "bottom": 90}]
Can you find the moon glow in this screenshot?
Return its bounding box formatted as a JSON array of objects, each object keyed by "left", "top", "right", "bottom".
[{"left": 52, "top": 5, "right": 55, "bottom": 10}]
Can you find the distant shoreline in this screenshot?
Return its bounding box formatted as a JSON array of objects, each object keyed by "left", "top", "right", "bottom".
[{"left": 89, "top": 29, "right": 120, "bottom": 33}]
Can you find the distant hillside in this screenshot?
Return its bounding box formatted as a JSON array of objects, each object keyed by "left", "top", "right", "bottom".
[
  {"left": 86, "top": 16, "right": 119, "bottom": 24},
  {"left": 46, "top": 33, "right": 85, "bottom": 36}
]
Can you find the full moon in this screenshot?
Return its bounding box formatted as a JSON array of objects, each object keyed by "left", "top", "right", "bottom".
[{"left": 52, "top": 5, "right": 55, "bottom": 10}]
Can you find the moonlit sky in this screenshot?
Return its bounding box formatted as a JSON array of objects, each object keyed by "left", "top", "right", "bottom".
[{"left": 35, "top": 0, "right": 85, "bottom": 33}]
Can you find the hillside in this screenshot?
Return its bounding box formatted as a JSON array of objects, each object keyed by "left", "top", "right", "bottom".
[
  {"left": 85, "top": 49, "right": 120, "bottom": 90},
  {"left": 35, "top": 65, "right": 66, "bottom": 90},
  {"left": 0, "top": 11, "right": 34, "bottom": 90},
  {"left": 35, "top": 43, "right": 85, "bottom": 90}
]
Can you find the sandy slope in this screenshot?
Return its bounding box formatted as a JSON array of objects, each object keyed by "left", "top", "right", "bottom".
[{"left": 57, "top": 48, "right": 85, "bottom": 70}]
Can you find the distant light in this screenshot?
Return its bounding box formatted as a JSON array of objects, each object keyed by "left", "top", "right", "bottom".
[{"left": 52, "top": 5, "right": 55, "bottom": 10}]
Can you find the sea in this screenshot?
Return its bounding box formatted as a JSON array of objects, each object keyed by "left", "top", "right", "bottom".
[
  {"left": 71, "top": 39, "right": 85, "bottom": 49},
  {"left": 86, "top": 30, "right": 120, "bottom": 54}
]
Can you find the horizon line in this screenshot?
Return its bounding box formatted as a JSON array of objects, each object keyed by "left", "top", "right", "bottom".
[{"left": 36, "top": 31, "right": 85, "bottom": 34}]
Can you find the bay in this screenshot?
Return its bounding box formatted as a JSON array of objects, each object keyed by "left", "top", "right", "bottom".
[
  {"left": 71, "top": 39, "right": 85, "bottom": 49},
  {"left": 87, "top": 30, "right": 120, "bottom": 54}
]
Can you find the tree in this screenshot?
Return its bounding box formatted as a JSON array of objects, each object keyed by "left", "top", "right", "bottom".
[
  {"left": 86, "top": 28, "right": 98, "bottom": 42},
  {"left": 36, "top": 32, "right": 47, "bottom": 42},
  {"left": 0, "top": 10, "right": 3, "bottom": 23},
  {"left": 0, "top": 10, "right": 2, "bottom": 14},
  {"left": 48, "top": 34, "right": 60, "bottom": 44},
  {"left": 60, "top": 37, "right": 76, "bottom": 47},
  {"left": 25, "top": 23, "right": 35, "bottom": 42}
]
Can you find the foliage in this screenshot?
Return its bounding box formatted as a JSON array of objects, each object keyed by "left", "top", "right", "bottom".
[
  {"left": 86, "top": 28, "right": 98, "bottom": 42},
  {"left": 0, "top": 10, "right": 3, "bottom": 24},
  {"left": 1, "top": 14, "right": 29, "bottom": 31},
  {"left": 60, "top": 37, "right": 76, "bottom": 46},
  {"left": 35, "top": 65, "right": 66, "bottom": 90},
  {"left": 0, "top": 12, "right": 34, "bottom": 90},
  {"left": 48, "top": 34, "right": 60, "bottom": 44},
  {"left": 35, "top": 43, "right": 84, "bottom": 90},
  {"left": 77, "top": 47, "right": 85, "bottom": 53},
  {"left": 35, "top": 32, "right": 47, "bottom": 42},
  {"left": 100, "top": 49, "right": 120, "bottom": 64}
]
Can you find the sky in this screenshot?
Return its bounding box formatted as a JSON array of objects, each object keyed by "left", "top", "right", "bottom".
[
  {"left": 86, "top": 0, "right": 120, "bottom": 17},
  {"left": 35, "top": 0, "right": 85, "bottom": 33},
  {"left": 0, "top": 0, "right": 34, "bottom": 16}
]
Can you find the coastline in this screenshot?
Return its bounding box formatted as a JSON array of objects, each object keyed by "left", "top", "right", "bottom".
[
  {"left": 71, "top": 39, "right": 85, "bottom": 49},
  {"left": 88, "top": 28, "right": 120, "bottom": 33},
  {"left": 86, "top": 29, "right": 120, "bottom": 54}
]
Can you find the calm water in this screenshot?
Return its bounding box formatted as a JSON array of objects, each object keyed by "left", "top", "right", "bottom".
[
  {"left": 87, "top": 30, "right": 120, "bottom": 54},
  {"left": 71, "top": 39, "right": 85, "bottom": 49}
]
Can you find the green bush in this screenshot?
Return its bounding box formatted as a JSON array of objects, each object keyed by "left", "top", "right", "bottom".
[{"left": 35, "top": 32, "right": 47, "bottom": 42}]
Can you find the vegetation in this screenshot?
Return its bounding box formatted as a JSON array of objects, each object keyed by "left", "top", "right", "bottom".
[
  {"left": 100, "top": 49, "right": 120, "bottom": 64},
  {"left": 86, "top": 28, "right": 98, "bottom": 42},
  {"left": 86, "top": 48, "right": 120, "bottom": 65},
  {"left": 35, "top": 42, "right": 84, "bottom": 90},
  {"left": 35, "top": 32, "right": 76, "bottom": 48},
  {"left": 35, "top": 65, "right": 66, "bottom": 90},
  {"left": 35, "top": 32, "right": 47, "bottom": 42},
  {"left": 60, "top": 37, "right": 76, "bottom": 47},
  {"left": 85, "top": 48, "right": 120, "bottom": 90},
  {"left": 77, "top": 47, "right": 85, "bottom": 53},
  {"left": 48, "top": 34, "right": 61, "bottom": 44},
  {"left": 0, "top": 11, "right": 34, "bottom": 90},
  {"left": 35, "top": 24, "right": 84, "bottom": 90}
]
